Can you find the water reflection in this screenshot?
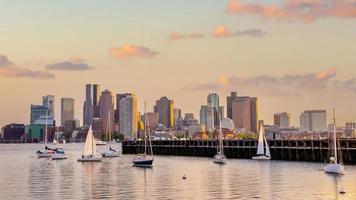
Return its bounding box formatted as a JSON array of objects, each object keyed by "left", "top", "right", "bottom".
[{"left": 0, "top": 144, "right": 355, "bottom": 200}]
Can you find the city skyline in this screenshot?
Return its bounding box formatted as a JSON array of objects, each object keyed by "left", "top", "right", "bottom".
[{"left": 0, "top": 0, "right": 356, "bottom": 126}]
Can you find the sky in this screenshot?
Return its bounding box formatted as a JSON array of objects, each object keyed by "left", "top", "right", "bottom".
[{"left": 0, "top": 0, "right": 356, "bottom": 127}]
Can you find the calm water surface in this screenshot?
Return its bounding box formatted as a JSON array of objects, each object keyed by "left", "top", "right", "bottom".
[{"left": 0, "top": 143, "right": 355, "bottom": 200}]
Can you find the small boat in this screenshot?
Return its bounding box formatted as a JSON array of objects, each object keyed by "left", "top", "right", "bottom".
[
  {"left": 102, "top": 147, "right": 119, "bottom": 158},
  {"left": 95, "top": 140, "right": 107, "bottom": 146},
  {"left": 78, "top": 126, "right": 102, "bottom": 162},
  {"left": 182, "top": 174, "right": 187, "bottom": 180},
  {"left": 133, "top": 101, "right": 154, "bottom": 167},
  {"left": 324, "top": 109, "right": 344, "bottom": 174},
  {"left": 51, "top": 148, "right": 67, "bottom": 160},
  {"left": 36, "top": 146, "right": 55, "bottom": 158},
  {"left": 252, "top": 125, "right": 271, "bottom": 160},
  {"left": 213, "top": 117, "right": 227, "bottom": 164}
]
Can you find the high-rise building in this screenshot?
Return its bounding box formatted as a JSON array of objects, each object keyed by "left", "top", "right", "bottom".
[
  {"left": 218, "top": 106, "right": 224, "bottom": 122},
  {"left": 207, "top": 93, "right": 220, "bottom": 125},
  {"left": 83, "top": 84, "right": 100, "bottom": 126},
  {"left": 92, "top": 84, "right": 101, "bottom": 118},
  {"left": 30, "top": 105, "right": 49, "bottom": 125},
  {"left": 99, "top": 89, "right": 115, "bottom": 139},
  {"left": 228, "top": 92, "right": 258, "bottom": 133},
  {"left": 274, "top": 112, "right": 291, "bottom": 128},
  {"left": 42, "top": 95, "right": 55, "bottom": 125},
  {"left": 153, "top": 96, "right": 174, "bottom": 128},
  {"left": 115, "top": 93, "right": 132, "bottom": 125},
  {"left": 119, "top": 94, "right": 138, "bottom": 140},
  {"left": 61, "top": 98, "right": 75, "bottom": 126},
  {"left": 300, "top": 110, "right": 327, "bottom": 132}
]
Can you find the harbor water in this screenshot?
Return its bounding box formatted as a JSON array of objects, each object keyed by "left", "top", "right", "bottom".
[{"left": 0, "top": 143, "right": 355, "bottom": 200}]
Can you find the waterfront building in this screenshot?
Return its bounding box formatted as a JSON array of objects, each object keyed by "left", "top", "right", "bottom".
[
  {"left": 119, "top": 94, "right": 138, "bottom": 140},
  {"left": 228, "top": 92, "right": 258, "bottom": 133},
  {"left": 154, "top": 96, "right": 174, "bottom": 128},
  {"left": 30, "top": 105, "right": 49, "bottom": 125},
  {"left": 221, "top": 118, "right": 235, "bottom": 131},
  {"left": 61, "top": 98, "right": 75, "bottom": 127},
  {"left": 274, "top": 112, "right": 291, "bottom": 128},
  {"left": 83, "top": 84, "right": 100, "bottom": 126},
  {"left": 300, "top": 110, "right": 327, "bottom": 132},
  {"left": 1, "top": 123, "right": 25, "bottom": 140},
  {"left": 99, "top": 89, "right": 115, "bottom": 139},
  {"left": 25, "top": 124, "right": 55, "bottom": 142}
]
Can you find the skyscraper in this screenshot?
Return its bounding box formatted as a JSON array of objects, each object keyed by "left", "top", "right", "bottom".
[
  {"left": 61, "top": 98, "right": 75, "bottom": 127},
  {"left": 83, "top": 84, "right": 100, "bottom": 126},
  {"left": 119, "top": 94, "right": 138, "bottom": 140},
  {"left": 92, "top": 84, "right": 100, "bottom": 118},
  {"left": 115, "top": 93, "right": 131, "bottom": 125},
  {"left": 42, "top": 95, "right": 55, "bottom": 125},
  {"left": 274, "top": 112, "right": 291, "bottom": 128},
  {"left": 207, "top": 93, "right": 220, "bottom": 125},
  {"left": 99, "top": 89, "right": 115, "bottom": 139},
  {"left": 153, "top": 96, "right": 174, "bottom": 128},
  {"left": 228, "top": 92, "right": 258, "bottom": 133},
  {"left": 30, "top": 105, "right": 48, "bottom": 125}
]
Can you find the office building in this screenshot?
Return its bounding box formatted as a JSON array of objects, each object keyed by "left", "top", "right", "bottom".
[
  {"left": 83, "top": 84, "right": 100, "bottom": 126},
  {"left": 61, "top": 98, "right": 75, "bottom": 126},
  {"left": 300, "top": 110, "right": 327, "bottom": 132},
  {"left": 99, "top": 89, "right": 115, "bottom": 139},
  {"left": 119, "top": 94, "right": 138, "bottom": 140},
  {"left": 154, "top": 96, "right": 174, "bottom": 128},
  {"left": 274, "top": 112, "right": 291, "bottom": 128}
]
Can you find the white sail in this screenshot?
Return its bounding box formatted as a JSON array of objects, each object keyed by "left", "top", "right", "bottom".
[
  {"left": 83, "top": 126, "right": 94, "bottom": 156},
  {"left": 257, "top": 125, "right": 265, "bottom": 155},
  {"left": 264, "top": 134, "right": 270, "bottom": 157}
]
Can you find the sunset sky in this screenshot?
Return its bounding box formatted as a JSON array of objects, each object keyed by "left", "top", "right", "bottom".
[{"left": 0, "top": 0, "right": 356, "bottom": 127}]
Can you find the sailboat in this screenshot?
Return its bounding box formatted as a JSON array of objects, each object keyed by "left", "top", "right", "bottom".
[
  {"left": 132, "top": 101, "right": 154, "bottom": 167},
  {"left": 51, "top": 129, "right": 67, "bottom": 160},
  {"left": 36, "top": 108, "right": 55, "bottom": 158},
  {"left": 213, "top": 118, "right": 227, "bottom": 164},
  {"left": 77, "top": 126, "right": 102, "bottom": 162},
  {"left": 102, "top": 111, "right": 119, "bottom": 158},
  {"left": 252, "top": 125, "right": 271, "bottom": 160},
  {"left": 324, "top": 109, "right": 344, "bottom": 174}
]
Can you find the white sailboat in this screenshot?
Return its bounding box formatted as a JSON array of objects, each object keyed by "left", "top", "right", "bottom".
[
  {"left": 133, "top": 101, "right": 154, "bottom": 167},
  {"left": 51, "top": 129, "right": 67, "bottom": 160},
  {"left": 324, "top": 109, "right": 344, "bottom": 174},
  {"left": 102, "top": 111, "right": 119, "bottom": 158},
  {"left": 78, "top": 126, "right": 102, "bottom": 162},
  {"left": 252, "top": 125, "right": 271, "bottom": 160},
  {"left": 36, "top": 107, "right": 55, "bottom": 158},
  {"left": 213, "top": 118, "right": 227, "bottom": 164}
]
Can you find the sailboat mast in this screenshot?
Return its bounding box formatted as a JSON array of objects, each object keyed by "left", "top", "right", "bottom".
[
  {"left": 45, "top": 100, "right": 48, "bottom": 144},
  {"left": 219, "top": 117, "right": 223, "bottom": 154},
  {"left": 333, "top": 108, "right": 338, "bottom": 164},
  {"left": 144, "top": 101, "right": 147, "bottom": 156}
]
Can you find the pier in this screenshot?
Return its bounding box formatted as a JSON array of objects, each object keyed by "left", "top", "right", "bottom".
[{"left": 122, "top": 139, "right": 356, "bottom": 164}]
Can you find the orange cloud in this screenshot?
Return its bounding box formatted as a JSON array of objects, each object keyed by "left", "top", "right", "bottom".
[
  {"left": 168, "top": 32, "right": 185, "bottom": 41},
  {"left": 227, "top": 0, "right": 356, "bottom": 22},
  {"left": 110, "top": 44, "right": 158, "bottom": 60},
  {"left": 315, "top": 67, "right": 336, "bottom": 80},
  {"left": 212, "top": 26, "right": 233, "bottom": 38}
]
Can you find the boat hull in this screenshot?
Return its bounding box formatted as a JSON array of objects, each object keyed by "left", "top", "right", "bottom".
[
  {"left": 77, "top": 158, "right": 102, "bottom": 162},
  {"left": 252, "top": 155, "right": 271, "bottom": 160},
  {"left": 102, "top": 152, "right": 119, "bottom": 158},
  {"left": 213, "top": 154, "right": 227, "bottom": 164},
  {"left": 132, "top": 159, "right": 153, "bottom": 167},
  {"left": 324, "top": 164, "right": 344, "bottom": 174}
]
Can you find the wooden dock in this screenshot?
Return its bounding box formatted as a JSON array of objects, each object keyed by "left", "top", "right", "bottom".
[{"left": 122, "top": 139, "right": 356, "bottom": 164}]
